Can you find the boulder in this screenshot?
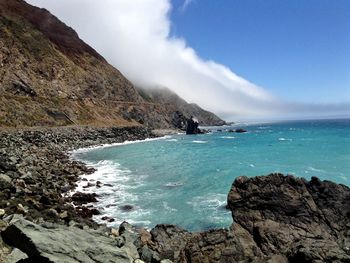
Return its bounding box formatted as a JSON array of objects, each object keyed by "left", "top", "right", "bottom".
[
  {"left": 1, "top": 215, "right": 132, "bottom": 263},
  {"left": 0, "top": 174, "right": 12, "bottom": 190},
  {"left": 71, "top": 192, "right": 98, "bottom": 204}
]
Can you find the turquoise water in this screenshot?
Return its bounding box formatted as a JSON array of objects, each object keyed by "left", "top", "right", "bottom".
[{"left": 73, "top": 119, "right": 350, "bottom": 231}]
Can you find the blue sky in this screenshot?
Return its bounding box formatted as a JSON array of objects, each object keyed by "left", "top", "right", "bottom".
[{"left": 171, "top": 0, "right": 350, "bottom": 103}]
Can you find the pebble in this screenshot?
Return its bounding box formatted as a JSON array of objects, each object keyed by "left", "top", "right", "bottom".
[{"left": 0, "top": 209, "right": 5, "bottom": 217}]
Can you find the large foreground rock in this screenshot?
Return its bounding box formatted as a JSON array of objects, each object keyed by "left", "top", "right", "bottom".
[
  {"left": 1, "top": 215, "right": 132, "bottom": 263},
  {"left": 227, "top": 173, "right": 350, "bottom": 262}
]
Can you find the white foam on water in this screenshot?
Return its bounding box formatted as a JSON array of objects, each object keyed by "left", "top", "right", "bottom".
[
  {"left": 166, "top": 139, "right": 178, "bottom": 142},
  {"left": 308, "top": 166, "right": 326, "bottom": 173},
  {"left": 278, "top": 138, "right": 292, "bottom": 141},
  {"left": 187, "top": 193, "right": 227, "bottom": 211},
  {"left": 192, "top": 140, "right": 208, "bottom": 144},
  {"left": 220, "top": 136, "right": 235, "bottom": 139},
  {"left": 69, "top": 156, "right": 153, "bottom": 228},
  {"left": 162, "top": 201, "right": 178, "bottom": 212},
  {"left": 70, "top": 135, "right": 171, "bottom": 155}
]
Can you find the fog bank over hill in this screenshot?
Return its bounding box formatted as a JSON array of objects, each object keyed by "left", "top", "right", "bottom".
[{"left": 27, "top": 0, "right": 350, "bottom": 120}]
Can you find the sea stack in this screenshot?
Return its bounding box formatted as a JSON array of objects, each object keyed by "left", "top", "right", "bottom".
[{"left": 186, "top": 117, "right": 201, "bottom": 134}]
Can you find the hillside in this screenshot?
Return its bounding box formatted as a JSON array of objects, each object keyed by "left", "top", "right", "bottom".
[
  {"left": 0, "top": 0, "right": 225, "bottom": 128},
  {"left": 137, "top": 87, "right": 225, "bottom": 127}
]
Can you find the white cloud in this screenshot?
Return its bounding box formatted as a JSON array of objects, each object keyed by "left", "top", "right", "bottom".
[{"left": 26, "top": 0, "right": 350, "bottom": 120}]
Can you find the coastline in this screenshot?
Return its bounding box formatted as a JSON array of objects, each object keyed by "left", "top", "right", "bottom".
[
  {"left": 69, "top": 133, "right": 177, "bottom": 226},
  {"left": 1, "top": 126, "right": 349, "bottom": 262},
  {"left": 0, "top": 126, "right": 158, "bottom": 224}
]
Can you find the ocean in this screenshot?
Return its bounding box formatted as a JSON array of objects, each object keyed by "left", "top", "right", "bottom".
[{"left": 72, "top": 119, "right": 350, "bottom": 231}]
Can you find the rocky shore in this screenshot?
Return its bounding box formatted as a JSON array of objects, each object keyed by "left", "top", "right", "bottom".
[
  {"left": 0, "top": 127, "right": 349, "bottom": 262},
  {"left": 0, "top": 126, "right": 156, "bottom": 261}
]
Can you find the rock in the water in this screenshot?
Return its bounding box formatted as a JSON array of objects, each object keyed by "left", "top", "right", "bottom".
[
  {"left": 1, "top": 215, "right": 132, "bottom": 263},
  {"left": 120, "top": 205, "right": 134, "bottom": 212},
  {"left": 235, "top": 128, "right": 247, "bottom": 133},
  {"left": 186, "top": 117, "right": 202, "bottom": 135}
]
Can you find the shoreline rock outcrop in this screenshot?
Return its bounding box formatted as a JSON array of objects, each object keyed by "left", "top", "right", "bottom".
[
  {"left": 228, "top": 174, "right": 350, "bottom": 262},
  {"left": 186, "top": 117, "right": 203, "bottom": 135}
]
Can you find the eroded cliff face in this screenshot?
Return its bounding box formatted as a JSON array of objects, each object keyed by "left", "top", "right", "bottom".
[{"left": 0, "top": 0, "right": 224, "bottom": 128}]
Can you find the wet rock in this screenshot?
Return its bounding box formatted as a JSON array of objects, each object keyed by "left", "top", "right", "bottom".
[
  {"left": 71, "top": 192, "right": 98, "bottom": 204},
  {"left": 235, "top": 128, "right": 247, "bottom": 133},
  {"left": 102, "top": 216, "right": 115, "bottom": 222},
  {"left": 76, "top": 207, "right": 100, "bottom": 219},
  {"left": 82, "top": 182, "right": 95, "bottom": 188},
  {"left": 120, "top": 204, "right": 134, "bottom": 212}
]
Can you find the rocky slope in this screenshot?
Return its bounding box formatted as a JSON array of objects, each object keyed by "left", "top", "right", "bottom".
[
  {"left": 0, "top": 0, "right": 225, "bottom": 129},
  {"left": 137, "top": 87, "right": 226, "bottom": 127}
]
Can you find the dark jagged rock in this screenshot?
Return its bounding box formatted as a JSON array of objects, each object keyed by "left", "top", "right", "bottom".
[
  {"left": 227, "top": 173, "right": 350, "bottom": 262},
  {"left": 186, "top": 117, "right": 203, "bottom": 135},
  {"left": 71, "top": 192, "right": 98, "bottom": 205},
  {"left": 235, "top": 128, "right": 247, "bottom": 133}
]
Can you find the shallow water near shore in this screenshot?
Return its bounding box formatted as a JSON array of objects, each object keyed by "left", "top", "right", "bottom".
[{"left": 72, "top": 119, "right": 350, "bottom": 231}]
